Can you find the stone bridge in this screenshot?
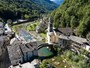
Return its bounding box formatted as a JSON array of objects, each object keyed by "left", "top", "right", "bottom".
[{"left": 37, "top": 43, "right": 53, "bottom": 50}]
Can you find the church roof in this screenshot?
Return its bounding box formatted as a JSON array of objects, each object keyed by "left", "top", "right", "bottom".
[{"left": 54, "top": 27, "right": 73, "bottom": 35}]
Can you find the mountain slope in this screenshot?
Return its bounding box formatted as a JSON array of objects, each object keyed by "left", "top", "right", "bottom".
[
  {"left": 32, "top": 0, "right": 58, "bottom": 11},
  {"left": 0, "top": 0, "right": 58, "bottom": 20},
  {"left": 51, "top": 0, "right": 90, "bottom": 37}
]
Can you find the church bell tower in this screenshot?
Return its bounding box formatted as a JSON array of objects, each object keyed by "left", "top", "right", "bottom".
[{"left": 47, "top": 17, "right": 54, "bottom": 44}]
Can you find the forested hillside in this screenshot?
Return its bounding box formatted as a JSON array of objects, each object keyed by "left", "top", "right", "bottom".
[
  {"left": 51, "top": 0, "right": 90, "bottom": 37},
  {"left": 33, "top": 0, "right": 58, "bottom": 11},
  {"left": 0, "top": 0, "right": 58, "bottom": 20}
]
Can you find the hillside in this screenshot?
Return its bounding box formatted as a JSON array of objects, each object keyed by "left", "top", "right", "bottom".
[
  {"left": 51, "top": 0, "right": 90, "bottom": 37},
  {"left": 0, "top": 0, "right": 58, "bottom": 20},
  {"left": 33, "top": 0, "right": 58, "bottom": 11}
]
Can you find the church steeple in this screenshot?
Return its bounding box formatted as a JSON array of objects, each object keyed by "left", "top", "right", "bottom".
[
  {"left": 46, "top": 17, "right": 59, "bottom": 44},
  {"left": 47, "top": 17, "right": 54, "bottom": 44},
  {"left": 48, "top": 17, "right": 53, "bottom": 32}
]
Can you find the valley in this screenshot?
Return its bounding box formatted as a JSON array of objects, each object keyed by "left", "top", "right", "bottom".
[{"left": 0, "top": 0, "right": 90, "bottom": 68}]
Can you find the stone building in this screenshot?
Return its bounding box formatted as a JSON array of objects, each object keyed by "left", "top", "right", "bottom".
[
  {"left": 47, "top": 18, "right": 58, "bottom": 44},
  {"left": 36, "top": 17, "right": 48, "bottom": 33},
  {"left": 0, "top": 36, "right": 10, "bottom": 60},
  {"left": 7, "top": 42, "right": 38, "bottom": 66},
  {"left": 58, "top": 34, "right": 70, "bottom": 48},
  {"left": 54, "top": 27, "right": 73, "bottom": 36},
  {"left": 69, "top": 35, "right": 90, "bottom": 52},
  {"left": 0, "top": 22, "right": 4, "bottom": 35}
]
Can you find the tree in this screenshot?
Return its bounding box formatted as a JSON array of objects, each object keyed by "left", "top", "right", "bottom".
[
  {"left": 24, "top": 14, "right": 30, "bottom": 19},
  {"left": 70, "top": 16, "right": 78, "bottom": 28},
  {"left": 51, "top": 0, "right": 90, "bottom": 37},
  {"left": 77, "top": 16, "right": 90, "bottom": 37},
  {"left": 40, "top": 60, "right": 48, "bottom": 68}
]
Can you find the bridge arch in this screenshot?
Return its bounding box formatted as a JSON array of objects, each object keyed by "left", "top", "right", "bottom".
[{"left": 37, "top": 43, "right": 53, "bottom": 50}]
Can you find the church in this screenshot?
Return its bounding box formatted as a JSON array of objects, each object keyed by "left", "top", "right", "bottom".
[
  {"left": 46, "top": 17, "right": 72, "bottom": 47},
  {"left": 46, "top": 18, "right": 58, "bottom": 44}
]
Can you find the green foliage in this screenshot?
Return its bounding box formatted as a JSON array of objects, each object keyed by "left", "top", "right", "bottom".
[
  {"left": 24, "top": 14, "right": 30, "bottom": 19},
  {"left": 57, "top": 48, "right": 62, "bottom": 55},
  {"left": 40, "top": 60, "right": 48, "bottom": 68},
  {"left": 63, "top": 49, "right": 90, "bottom": 68},
  {"left": 71, "top": 55, "right": 79, "bottom": 62},
  {"left": 65, "top": 50, "right": 72, "bottom": 59},
  {"left": 0, "top": 0, "right": 58, "bottom": 20},
  {"left": 12, "top": 24, "right": 23, "bottom": 33},
  {"left": 70, "top": 16, "right": 78, "bottom": 28},
  {"left": 26, "top": 23, "right": 38, "bottom": 31},
  {"left": 51, "top": 0, "right": 90, "bottom": 37},
  {"left": 77, "top": 16, "right": 90, "bottom": 37}
]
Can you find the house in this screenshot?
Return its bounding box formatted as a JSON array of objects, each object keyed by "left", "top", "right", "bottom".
[
  {"left": 36, "top": 18, "right": 48, "bottom": 33},
  {"left": 7, "top": 42, "right": 38, "bottom": 66},
  {"left": 10, "top": 38, "right": 21, "bottom": 46},
  {"left": 4, "top": 24, "right": 12, "bottom": 33},
  {"left": 7, "top": 45, "right": 23, "bottom": 65},
  {"left": 0, "top": 36, "right": 10, "bottom": 60},
  {"left": 53, "top": 28, "right": 72, "bottom": 46},
  {"left": 69, "top": 35, "right": 90, "bottom": 52},
  {"left": 0, "top": 22, "right": 4, "bottom": 35},
  {"left": 58, "top": 34, "right": 70, "bottom": 48},
  {"left": 0, "top": 36, "right": 5, "bottom": 57}
]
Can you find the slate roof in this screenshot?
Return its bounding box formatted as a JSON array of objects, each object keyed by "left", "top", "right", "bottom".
[
  {"left": 54, "top": 27, "right": 73, "bottom": 36},
  {"left": 59, "top": 34, "right": 69, "bottom": 40},
  {"left": 0, "top": 22, "right": 4, "bottom": 33},
  {"left": 7, "top": 45, "right": 22, "bottom": 61},
  {"left": 0, "top": 36, "right": 4, "bottom": 45},
  {"left": 0, "top": 36, "right": 9, "bottom": 47},
  {"left": 7, "top": 41, "right": 39, "bottom": 65},
  {"left": 7, "top": 42, "right": 37, "bottom": 60},
  {"left": 69, "top": 35, "right": 88, "bottom": 45},
  {"left": 20, "top": 42, "right": 37, "bottom": 53},
  {"left": 0, "top": 36, "right": 4, "bottom": 56}
]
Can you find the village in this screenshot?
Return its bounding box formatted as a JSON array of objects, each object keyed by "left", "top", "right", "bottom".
[{"left": 0, "top": 17, "right": 90, "bottom": 68}]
